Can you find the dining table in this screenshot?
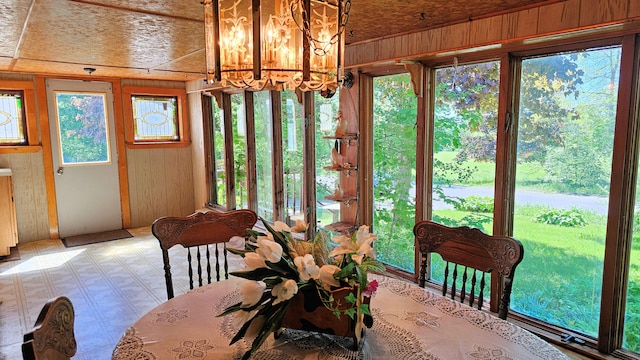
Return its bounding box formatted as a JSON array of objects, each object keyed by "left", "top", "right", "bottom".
[{"left": 112, "top": 274, "right": 569, "bottom": 359}]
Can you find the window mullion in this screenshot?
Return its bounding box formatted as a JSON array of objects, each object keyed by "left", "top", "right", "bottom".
[
  {"left": 222, "top": 93, "right": 236, "bottom": 210},
  {"left": 244, "top": 91, "right": 258, "bottom": 212},
  {"left": 599, "top": 34, "right": 640, "bottom": 354},
  {"left": 270, "top": 90, "right": 285, "bottom": 222},
  {"left": 302, "top": 91, "right": 316, "bottom": 238}
]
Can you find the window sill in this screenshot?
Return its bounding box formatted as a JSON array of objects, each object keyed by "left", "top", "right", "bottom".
[
  {"left": 125, "top": 141, "right": 191, "bottom": 149},
  {"left": 0, "top": 145, "right": 41, "bottom": 154}
]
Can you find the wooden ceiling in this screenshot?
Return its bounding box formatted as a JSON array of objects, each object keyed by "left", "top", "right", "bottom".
[{"left": 0, "top": 0, "right": 557, "bottom": 81}]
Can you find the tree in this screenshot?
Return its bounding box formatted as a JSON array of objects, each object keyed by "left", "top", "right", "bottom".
[{"left": 372, "top": 74, "right": 417, "bottom": 270}]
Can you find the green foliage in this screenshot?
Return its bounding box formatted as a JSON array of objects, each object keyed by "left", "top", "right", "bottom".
[
  {"left": 56, "top": 93, "right": 108, "bottom": 163},
  {"left": 452, "top": 195, "right": 494, "bottom": 213},
  {"left": 372, "top": 74, "right": 418, "bottom": 272},
  {"left": 532, "top": 207, "right": 587, "bottom": 227}
]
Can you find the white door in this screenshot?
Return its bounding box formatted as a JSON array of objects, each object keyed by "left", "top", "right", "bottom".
[{"left": 46, "top": 79, "right": 122, "bottom": 238}]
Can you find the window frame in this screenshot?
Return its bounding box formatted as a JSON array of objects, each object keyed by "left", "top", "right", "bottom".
[
  {"left": 0, "top": 80, "right": 39, "bottom": 153},
  {"left": 122, "top": 86, "right": 189, "bottom": 148},
  {"left": 356, "top": 33, "right": 640, "bottom": 358}
]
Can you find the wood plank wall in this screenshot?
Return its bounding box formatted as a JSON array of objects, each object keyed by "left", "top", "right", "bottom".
[
  {"left": 0, "top": 73, "right": 49, "bottom": 242},
  {"left": 345, "top": 0, "right": 640, "bottom": 68}
]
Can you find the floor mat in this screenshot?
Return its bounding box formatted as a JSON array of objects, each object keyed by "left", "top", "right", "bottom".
[
  {"left": 62, "top": 229, "right": 133, "bottom": 248},
  {"left": 0, "top": 246, "right": 19, "bottom": 263}
]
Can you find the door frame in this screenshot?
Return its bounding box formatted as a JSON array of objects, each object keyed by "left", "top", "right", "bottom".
[{"left": 37, "top": 76, "right": 130, "bottom": 239}]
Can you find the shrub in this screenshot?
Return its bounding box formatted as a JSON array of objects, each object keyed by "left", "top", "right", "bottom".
[
  {"left": 453, "top": 195, "right": 494, "bottom": 213},
  {"left": 532, "top": 208, "right": 586, "bottom": 227}
]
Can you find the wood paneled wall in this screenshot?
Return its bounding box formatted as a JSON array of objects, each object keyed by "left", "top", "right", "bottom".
[
  {"left": 345, "top": 0, "right": 640, "bottom": 68},
  {"left": 0, "top": 152, "right": 49, "bottom": 242},
  {"left": 126, "top": 147, "right": 195, "bottom": 227}
]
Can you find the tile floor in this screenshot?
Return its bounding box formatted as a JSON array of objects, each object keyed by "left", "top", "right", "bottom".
[
  {"left": 0, "top": 227, "right": 585, "bottom": 360},
  {"left": 0, "top": 227, "right": 244, "bottom": 360}
]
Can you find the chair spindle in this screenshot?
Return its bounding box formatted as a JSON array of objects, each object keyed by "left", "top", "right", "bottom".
[{"left": 460, "top": 266, "right": 468, "bottom": 304}]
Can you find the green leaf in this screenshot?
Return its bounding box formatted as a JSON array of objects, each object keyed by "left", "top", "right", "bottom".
[
  {"left": 230, "top": 268, "right": 283, "bottom": 281},
  {"left": 345, "top": 291, "right": 358, "bottom": 305},
  {"left": 359, "top": 303, "right": 371, "bottom": 316},
  {"left": 344, "top": 307, "right": 357, "bottom": 320},
  {"left": 333, "top": 261, "right": 356, "bottom": 279}
]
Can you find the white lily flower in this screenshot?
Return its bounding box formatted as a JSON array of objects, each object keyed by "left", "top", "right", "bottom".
[
  {"left": 290, "top": 219, "right": 308, "bottom": 233},
  {"left": 239, "top": 281, "right": 266, "bottom": 308},
  {"left": 271, "top": 279, "right": 298, "bottom": 305},
  {"left": 233, "top": 309, "right": 258, "bottom": 328},
  {"left": 353, "top": 225, "right": 377, "bottom": 263},
  {"left": 273, "top": 221, "right": 291, "bottom": 232},
  {"left": 329, "top": 234, "right": 356, "bottom": 258},
  {"left": 294, "top": 254, "right": 320, "bottom": 281},
  {"left": 256, "top": 237, "right": 283, "bottom": 263},
  {"left": 244, "top": 252, "right": 267, "bottom": 270},
  {"left": 318, "top": 265, "right": 341, "bottom": 290}
]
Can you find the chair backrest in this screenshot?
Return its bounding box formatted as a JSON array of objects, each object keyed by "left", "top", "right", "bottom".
[
  {"left": 22, "top": 296, "right": 77, "bottom": 360},
  {"left": 152, "top": 209, "right": 258, "bottom": 299},
  {"left": 413, "top": 220, "right": 524, "bottom": 319}
]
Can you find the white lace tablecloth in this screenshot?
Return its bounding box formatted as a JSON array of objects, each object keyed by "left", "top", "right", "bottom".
[{"left": 112, "top": 274, "right": 568, "bottom": 359}]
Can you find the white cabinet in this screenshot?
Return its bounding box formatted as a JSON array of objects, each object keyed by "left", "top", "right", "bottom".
[{"left": 0, "top": 169, "right": 18, "bottom": 256}]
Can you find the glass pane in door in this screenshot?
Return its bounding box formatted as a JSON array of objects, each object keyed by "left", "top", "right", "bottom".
[{"left": 55, "top": 92, "right": 109, "bottom": 165}]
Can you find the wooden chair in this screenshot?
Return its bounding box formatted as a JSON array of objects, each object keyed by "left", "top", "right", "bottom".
[
  {"left": 22, "top": 296, "right": 77, "bottom": 360},
  {"left": 152, "top": 209, "right": 258, "bottom": 299},
  {"left": 414, "top": 220, "right": 524, "bottom": 319}
]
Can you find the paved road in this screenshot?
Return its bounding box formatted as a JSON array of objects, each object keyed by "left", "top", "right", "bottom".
[{"left": 434, "top": 185, "right": 610, "bottom": 215}]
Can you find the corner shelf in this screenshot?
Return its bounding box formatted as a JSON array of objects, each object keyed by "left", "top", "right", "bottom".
[
  {"left": 322, "top": 133, "right": 358, "bottom": 146},
  {"left": 323, "top": 165, "right": 358, "bottom": 176},
  {"left": 324, "top": 195, "right": 357, "bottom": 206},
  {"left": 324, "top": 221, "right": 358, "bottom": 234}
]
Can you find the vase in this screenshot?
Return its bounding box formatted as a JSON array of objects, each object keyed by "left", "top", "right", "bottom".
[{"left": 278, "top": 286, "right": 370, "bottom": 349}]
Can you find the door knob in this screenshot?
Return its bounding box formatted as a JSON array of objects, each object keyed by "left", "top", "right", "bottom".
[{"left": 57, "top": 167, "right": 64, "bottom": 175}]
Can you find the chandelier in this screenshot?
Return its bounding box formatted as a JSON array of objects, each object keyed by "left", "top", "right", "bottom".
[{"left": 202, "top": 0, "right": 350, "bottom": 92}]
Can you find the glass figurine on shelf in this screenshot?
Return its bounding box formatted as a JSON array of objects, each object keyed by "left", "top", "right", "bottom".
[
  {"left": 335, "top": 110, "right": 348, "bottom": 136},
  {"left": 331, "top": 147, "right": 343, "bottom": 167}
]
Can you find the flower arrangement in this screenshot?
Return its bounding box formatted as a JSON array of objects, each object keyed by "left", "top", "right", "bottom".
[{"left": 219, "top": 219, "right": 384, "bottom": 360}]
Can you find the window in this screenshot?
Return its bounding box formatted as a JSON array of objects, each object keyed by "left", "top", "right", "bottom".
[
  {"left": 0, "top": 80, "right": 38, "bottom": 153},
  {"left": 372, "top": 73, "right": 417, "bottom": 272},
  {"left": 511, "top": 47, "right": 620, "bottom": 338},
  {"left": 54, "top": 91, "right": 111, "bottom": 165},
  {"left": 315, "top": 90, "right": 341, "bottom": 229},
  {"left": 0, "top": 91, "right": 26, "bottom": 145},
  {"left": 232, "top": 93, "right": 248, "bottom": 209},
  {"left": 131, "top": 95, "right": 178, "bottom": 141},
  {"left": 210, "top": 96, "right": 227, "bottom": 207},
  {"left": 123, "top": 87, "right": 189, "bottom": 147},
  {"left": 282, "top": 90, "right": 304, "bottom": 225},
  {"left": 430, "top": 60, "right": 499, "bottom": 284},
  {"left": 254, "top": 91, "right": 274, "bottom": 220}
]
